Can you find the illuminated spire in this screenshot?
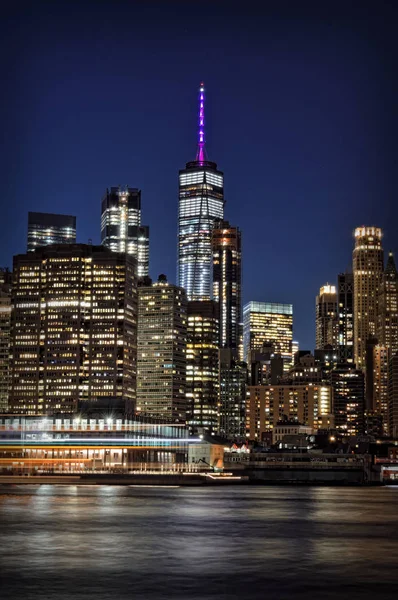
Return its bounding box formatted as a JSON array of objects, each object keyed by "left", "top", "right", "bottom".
[{"left": 196, "top": 82, "right": 205, "bottom": 163}]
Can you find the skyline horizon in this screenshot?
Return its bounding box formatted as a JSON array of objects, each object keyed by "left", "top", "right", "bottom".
[
  {"left": 3, "top": 187, "right": 395, "bottom": 354},
  {"left": 1, "top": 1, "right": 396, "bottom": 351}
]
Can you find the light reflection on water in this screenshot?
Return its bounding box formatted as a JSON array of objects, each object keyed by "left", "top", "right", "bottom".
[{"left": 0, "top": 485, "right": 398, "bottom": 599}]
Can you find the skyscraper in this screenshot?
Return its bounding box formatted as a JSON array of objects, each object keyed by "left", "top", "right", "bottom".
[
  {"left": 338, "top": 272, "right": 354, "bottom": 362},
  {"left": 186, "top": 300, "right": 219, "bottom": 433},
  {"left": 315, "top": 284, "right": 338, "bottom": 349},
  {"left": 27, "top": 212, "right": 76, "bottom": 251},
  {"left": 353, "top": 226, "right": 384, "bottom": 371},
  {"left": 331, "top": 362, "right": 365, "bottom": 437},
  {"left": 177, "top": 84, "right": 224, "bottom": 300},
  {"left": 0, "top": 268, "right": 11, "bottom": 412},
  {"left": 243, "top": 301, "right": 293, "bottom": 370},
  {"left": 212, "top": 220, "right": 241, "bottom": 349},
  {"left": 137, "top": 275, "right": 187, "bottom": 421},
  {"left": 101, "top": 186, "right": 150, "bottom": 278},
  {"left": 218, "top": 348, "right": 247, "bottom": 440},
  {"left": 377, "top": 252, "right": 398, "bottom": 356},
  {"left": 9, "top": 244, "right": 137, "bottom": 415}
]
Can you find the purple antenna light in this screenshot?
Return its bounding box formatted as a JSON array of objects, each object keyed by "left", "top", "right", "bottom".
[{"left": 197, "top": 82, "right": 205, "bottom": 163}]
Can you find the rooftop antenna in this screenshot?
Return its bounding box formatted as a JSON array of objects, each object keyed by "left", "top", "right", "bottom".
[{"left": 196, "top": 82, "right": 206, "bottom": 163}]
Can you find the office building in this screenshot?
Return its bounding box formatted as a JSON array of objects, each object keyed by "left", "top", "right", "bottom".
[
  {"left": 212, "top": 220, "right": 241, "bottom": 349},
  {"left": 330, "top": 362, "right": 365, "bottom": 437},
  {"left": 338, "top": 272, "right": 354, "bottom": 362},
  {"left": 377, "top": 252, "right": 398, "bottom": 355},
  {"left": 186, "top": 300, "right": 219, "bottom": 433},
  {"left": 27, "top": 212, "right": 76, "bottom": 252},
  {"left": 365, "top": 340, "right": 389, "bottom": 433},
  {"left": 101, "top": 186, "right": 149, "bottom": 278},
  {"left": 177, "top": 84, "right": 224, "bottom": 300},
  {"left": 0, "top": 269, "right": 12, "bottom": 412},
  {"left": 316, "top": 284, "right": 338, "bottom": 349},
  {"left": 353, "top": 226, "right": 384, "bottom": 371},
  {"left": 9, "top": 244, "right": 137, "bottom": 415},
  {"left": 218, "top": 348, "right": 246, "bottom": 439},
  {"left": 137, "top": 275, "right": 187, "bottom": 421},
  {"left": 388, "top": 352, "right": 398, "bottom": 438},
  {"left": 243, "top": 301, "right": 293, "bottom": 370},
  {"left": 246, "top": 384, "right": 332, "bottom": 441}
]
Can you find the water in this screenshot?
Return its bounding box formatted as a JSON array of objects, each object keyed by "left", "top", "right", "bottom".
[{"left": 0, "top": 485, "right": 398, "bottom": 599}]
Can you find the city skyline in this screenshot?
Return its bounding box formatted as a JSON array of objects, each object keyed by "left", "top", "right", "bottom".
[
  {"left": 1, "top": 1, "right": 397, "bottom": 352},
  {"left": 1, "top": 4, "right": 398, "bottom": 599}
]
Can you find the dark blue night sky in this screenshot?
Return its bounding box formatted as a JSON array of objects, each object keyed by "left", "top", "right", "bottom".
[{"left": 1, "top": 0, "right": 397, "bottom": 350}]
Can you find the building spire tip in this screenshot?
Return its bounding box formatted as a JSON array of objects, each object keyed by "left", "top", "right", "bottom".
[{"left": 196, "top": 83, "right": 206, "bottom": 163}]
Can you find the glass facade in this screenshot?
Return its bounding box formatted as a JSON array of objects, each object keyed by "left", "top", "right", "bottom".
[
  {"left": 27, "top": 212, "right": 76, "bottom": 252},
  {"left": 101, "top": 186, "right": 150, "bottom": 278},
  {"left": 178, "top": 162, "right": 224, "bottom": 300},
  {"left": 218, "top": 349, "right": 246, "bottom": 440},
  {"left": 243, "top": 302, "right": 293, "bottom": 371}
]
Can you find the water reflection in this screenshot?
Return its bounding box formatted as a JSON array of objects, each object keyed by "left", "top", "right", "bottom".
[{"left": 0, "top": 486, "right": 397, "bottom": 599}]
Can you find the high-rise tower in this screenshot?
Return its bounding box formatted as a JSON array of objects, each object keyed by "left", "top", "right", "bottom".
[
  {"left": 212, "top": 220, "right": 241, "bottom": 349},
  {"left": 315, "top": 284, "right": 338, "bottom": 350},
  {"left": 186, "top": 300, "right": 219, "bottom": 433},
  {"left": 101, "top": 186, "right": 149, "bottom": 278},
  {"left": 137, "top": 275, "right": 187, "bottom": 421},
  {"left": 353, "top": 226, "right": 384, "bottom": 371},
  {"left": 243, "top": 301, "right": 293, "bottom": 371},
  {"left": 177, "top": 83, "right": 224, "bottom": 300},
  {"left": 338, "top": 272, "right": 354, "bottom": 362},
  {"left": 377, "top": 252, "right": 398, "bottom": 355},
  {"left": 9, "top": 245, "right": 137, "bottom": 416}
]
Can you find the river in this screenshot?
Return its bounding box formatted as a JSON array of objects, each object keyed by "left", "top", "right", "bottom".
[{"left": 0, "top": 485, "right": 397, "bottom": 599}]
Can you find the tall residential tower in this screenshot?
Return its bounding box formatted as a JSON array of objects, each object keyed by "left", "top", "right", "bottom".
[
  {"left": 177, "top": 84, "right": 224, "bottom": 300},
  {"left": 377, "top": 252, "right": 398, "bottom": 355},
  {"left": 353, "top": 226, "right": 384, "bottom": 371},
  {"left": 315, "top": 284, "right": 338, "bottom": 349}
]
